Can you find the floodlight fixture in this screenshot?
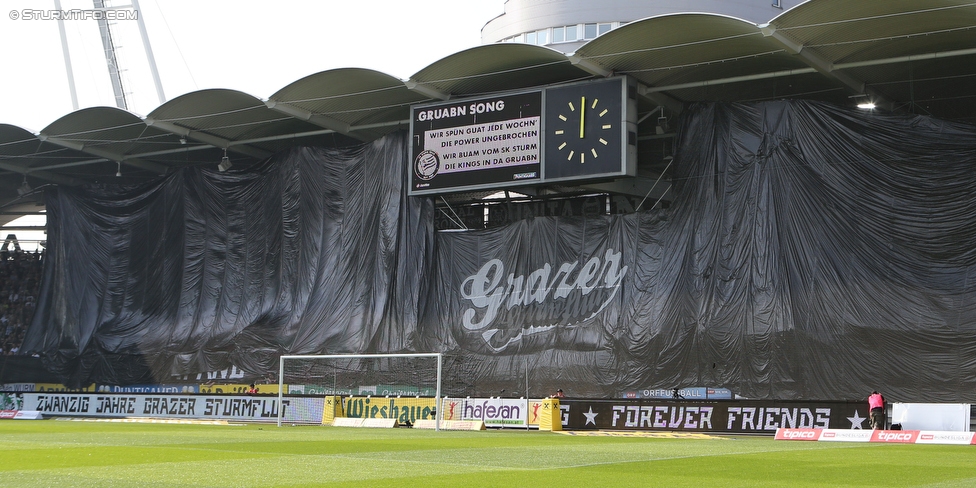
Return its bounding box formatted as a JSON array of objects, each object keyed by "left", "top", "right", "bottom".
[
  {"left": 218, "top": 149, "right": 232, "bottom": 172},
  {"left": 16, "top": 175, "right": 31, "bottom": 196}
]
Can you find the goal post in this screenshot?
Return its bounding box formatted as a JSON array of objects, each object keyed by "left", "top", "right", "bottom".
[{"left": 277, "top": 353, "right": 442, "bottom": 429}]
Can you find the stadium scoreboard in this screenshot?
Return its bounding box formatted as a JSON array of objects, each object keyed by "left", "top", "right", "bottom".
[{"left": 409, "top": 76, "right": 637, "bottom": 196}]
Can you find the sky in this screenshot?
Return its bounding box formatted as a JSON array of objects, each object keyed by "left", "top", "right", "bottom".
[
  {"left": 0, "top": 0, "right": 504, "bottom": 248},
  {"left": 0, "top": 0, "right": 505, "bottom": 132}
]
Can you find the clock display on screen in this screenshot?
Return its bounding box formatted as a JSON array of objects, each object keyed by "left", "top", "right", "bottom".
[
  {"left": 551, "top": 95, "right": 614, "bottom": 164},
  {"left": 543, "top": 77, "right": 631, "bottom": 180}
]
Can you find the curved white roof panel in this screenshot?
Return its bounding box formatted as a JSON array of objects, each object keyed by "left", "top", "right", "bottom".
[{"left": 1, "top": 0, "right": 973, "bottom": 210}]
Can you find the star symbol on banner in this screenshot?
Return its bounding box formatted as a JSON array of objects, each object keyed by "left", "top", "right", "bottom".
[
  {"left": 847, "top": 410, "right": 866, "bottom": 429},
  {"left": 583, "top": 406, "right": 598, "bottom": 426}
]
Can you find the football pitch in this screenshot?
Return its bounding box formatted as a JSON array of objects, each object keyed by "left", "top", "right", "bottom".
[{"left": 2, "top": 420, "right": 976, "bottom": 487}]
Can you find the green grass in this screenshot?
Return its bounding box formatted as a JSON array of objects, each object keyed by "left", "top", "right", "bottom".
[{"left": 2, "top": 420, "right": 976, "bottom": 487}]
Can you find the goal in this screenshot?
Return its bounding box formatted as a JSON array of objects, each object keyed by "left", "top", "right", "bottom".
[{"left": 277, "top": 353, "right": 442, "bottom": 427}]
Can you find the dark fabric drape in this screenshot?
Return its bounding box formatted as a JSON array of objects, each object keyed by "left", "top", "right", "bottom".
[
  {"left": 23, "top": 134, "right": 433, "bottom": 387},
  {"left": 22, "top": 101, "right": 976, "bottom": 401},
  {"left": 421, "top": 101, "right": 976, "bottom": 401}
]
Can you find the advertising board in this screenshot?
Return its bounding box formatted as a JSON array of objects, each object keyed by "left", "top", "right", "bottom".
[
  {"left": 20, "top": 393, "right": 324, "bottom": 423},
  {"left": 342, "top": 396, "right": 437, "bottom": 425},
  {"left": 559, "top": 399, "right": 869, "bottom": 433},
  {"left": 459, "top": 398, "right": 528, "bottom": 428},
  {"left": 891, "top": 402, "right": 970, "bottom": 431},
  {"left": 776, "top": 428, "right": 976, "bottom": 445}
]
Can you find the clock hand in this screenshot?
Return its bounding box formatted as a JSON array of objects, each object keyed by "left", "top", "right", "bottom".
[{"left": 579, "top": 96, "right": 585, "bottom": 139}]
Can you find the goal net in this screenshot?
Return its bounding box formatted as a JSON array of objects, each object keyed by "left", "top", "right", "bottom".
[{"left": 277, "top": 353, "right": 442, "bottom": 426}]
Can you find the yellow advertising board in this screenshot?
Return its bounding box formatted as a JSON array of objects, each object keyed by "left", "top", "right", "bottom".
[
  {"left": 528, "top": 400, "right": 544, "bottom": 427},
  {"left": 197, "top": 383, "right": 282, "bottom": 395},
  {"left": 539, "top": 398, "right": 562, "bottom": 431},
  {"left": 439, "top": 398, "right": 461, "bottom": 421},
  {"left": 343, "top": 397, "right": 437, "bottom": 425},
  {"left": 322, "top": 396, "right": 345, "bottom": 425},
  {"left": 34, "top": 383, "right": 95, "bottom": 392},
  {"left": 251, "top": 383, "right": 281, "bottom": 395}
]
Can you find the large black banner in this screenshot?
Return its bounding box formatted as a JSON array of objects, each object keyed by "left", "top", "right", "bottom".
[
  {"left": 418, "top": 101, "right": 976, "bottom": 402},
  {"left": 23, "top": 135, "right": 433, "bottom": 387},
  {"left": 20, "top": 100, "right": 976, "bottom": 403}
]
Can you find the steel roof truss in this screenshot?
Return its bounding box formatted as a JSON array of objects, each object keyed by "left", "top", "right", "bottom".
[
  {"left": 760, "top": 24, "right": 891, "bottom": 110},
  {"left": 264, "top": 100, "right": 369, "bottom": 142},
  {"left": 37, "top": 134, "right": 170, "bottom": 174},
  {"left": 144, "top": 118, "right": 272, "bottom": 160}
]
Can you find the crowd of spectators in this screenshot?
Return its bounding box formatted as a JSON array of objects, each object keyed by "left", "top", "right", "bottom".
[{"left": 1, "top": 248, "right": 43, "bottom": 355}]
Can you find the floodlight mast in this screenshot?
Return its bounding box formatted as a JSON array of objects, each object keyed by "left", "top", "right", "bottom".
[
  {"left": 93, "top": 0, "right": 128, "bottom": 109},
  {"left": 57, "top": 1, "right": 167, "bottom": 111}
]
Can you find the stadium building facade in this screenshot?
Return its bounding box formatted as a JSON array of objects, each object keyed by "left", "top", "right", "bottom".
[{"left": 482, "top": 0, "right": 804, "bottom": 52}]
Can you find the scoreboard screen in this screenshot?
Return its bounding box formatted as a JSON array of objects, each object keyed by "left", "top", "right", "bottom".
[{"left": 409, "top": 90, "right": 542, "bottom": 195}]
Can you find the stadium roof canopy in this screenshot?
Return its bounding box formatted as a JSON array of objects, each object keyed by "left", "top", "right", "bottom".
[{"left": 2, "top": 0, "right": 975, "bottom": 226}]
